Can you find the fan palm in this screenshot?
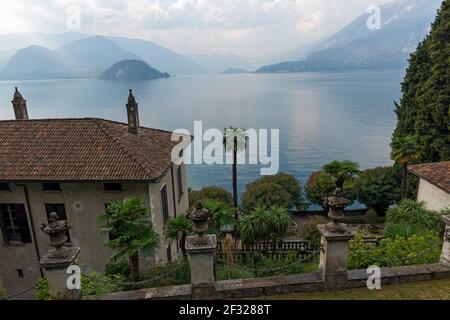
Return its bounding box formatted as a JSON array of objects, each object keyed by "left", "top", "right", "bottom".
[
  {"left": 100, "top": 197, "right": 160, "bottom": 281},
  {"left": 223, "top": 127, "right": 248, "bottom": 207},
  {"left": 390, "top": 136, "right": 422, "bottom": 198},
  {"left": 322, "top": 160, "right": 360, "bottom": 190},
  {"left": 165, "top": 215, "right": 193, "bottom": 260}
]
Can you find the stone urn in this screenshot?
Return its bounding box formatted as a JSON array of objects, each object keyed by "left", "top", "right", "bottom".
[
  {"left": 187, "top": 203, "right": 211, "bottom": 244},
  {"left": 323, "top": 188, "right": 352, "bottom": 233},
  {"left": 40, "top": 212, "right": 71, "bottom": 257}
]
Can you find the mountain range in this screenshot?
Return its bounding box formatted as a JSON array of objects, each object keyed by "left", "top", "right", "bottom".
[
  {"left": 257, "top": 0, "right": 442, "bottom": 73},
  {"left": 0, "top": 0, "right": 443, "bottom": 79}
]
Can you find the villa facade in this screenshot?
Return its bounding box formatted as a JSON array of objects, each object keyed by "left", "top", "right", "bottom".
[{"left": 0, "top": 88, "right": 190, "bottom": 294}]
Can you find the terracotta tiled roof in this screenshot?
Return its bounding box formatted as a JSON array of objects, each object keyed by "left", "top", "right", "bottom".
[
  {"left": 0, "top": 118, "right": 189, "bottom": 182},
  {"left": 408, "top": 161, "right": 450, "bottom": 194}
]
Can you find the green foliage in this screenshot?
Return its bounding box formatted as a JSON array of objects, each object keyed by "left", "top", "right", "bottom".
[
  {"left": 392, "top": 0, "right": 450, "bottom": 162},
  {"left": 349, "top": 232, "right": 442, "bottom": 270},
  {"left": 165, "top": 215, "right": 193, "bottom": 240},
  {"left": 100, "top": 197, "right": 160, "bottom": 261},
  {"left": 81, "top": 272, "right": 126, "bottom": 297},
  {"left": 364, "top": 209, "right": 381, "bottom": 225},
  {"left": 306, "top": 170, "right": 356, "bottom": 208},
  {"left": 298, "top": 215, "right": 329, "bottom": 249},
  {"left": 256, "top": 252, "right": 318, "bottom": 277},
  {"left": 257, "top": 173, "right": 307, "bottom": 210},
  {"left": 99, "top": 197, "right": 160, "bottom": 280},
  {"left": 383, "top": 223, "right": 429, "bottom": 239},
  {"left": 305, "top": 171, "right": 336, "bottom": 209},
  {"left": 242, "top": 182, "right": 291, "bottom": 211},
  {"left": 189, "top": 186, "right": 233, "bottom": 207},
  {"left": 0, "top": 289, "right": 6, "bottom": 300},
  {"left": 241, "top": 173, "right": 307, "bottom": 211},
  {"left": 385, "top": 200, "right": 445, "bottom": 238},
  {"left": 36, "top": 277, "right": 51, "bottom": 300},
  {"left": 216, "top": 264, "right": 254, "bottom": 281},
  {"left": 239, "top": 206, "right": 291, "bottom": 245},
  {"left": 322, "top": 160, "right": 360, "bottom": 189},
  {"left": 36, "top": 273, "right": 126, "bottom": 299},
  {"left": 104, "top": 261, "right": 131, "bottom": 277},
  {"left": 139, "top": 261, "right": 190, "bottom": 289},
  {"left": 391, "top": 136, "right": 422, "bottom": 165},
  {"left": 356, "top": 167, "right": 400, "bottom": 216},
  {"left": 203, "top": 200, "right": 237, "bottom": 230}
]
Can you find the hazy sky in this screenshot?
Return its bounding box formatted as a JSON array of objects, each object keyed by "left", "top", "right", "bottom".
[{"left": 0, "top": 0, "right": 394, "bottom": 56}]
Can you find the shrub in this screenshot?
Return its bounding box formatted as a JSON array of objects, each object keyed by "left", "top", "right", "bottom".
[
  {"left": 0, "top": 289, "right": 7, "bottom": 300},
  {"left": 364, "top": 209, "right": 382, "bottom": 225},
  {"left": 348, "top": 232, "right": 442, "bottom": 270},
  {"left": 189, "top": 186, "right": 233, "bottom": 207},
  {"left": 242, "top": 182, "right": 291, "bottom": 211},
  {"left": 356, "top": 167, "right": 400, "bottom": 216},
  {"left": 81, "top": 272, "right": 127, "bottom": 297},
  {"left": 105, "top": 261, "right": 131, "bottom": 277},
  {"left": 384, "top": 200, "right": 445, "bottom": 237},
  {"left": 306, "top": 171, "right": 356, "bottom": 209},
  {"left": 257, "top": 252, "right": 318, "bottom": 277},
  {"left": 383, "top": 223, "right": 429, "bottom": 239},
  {"left": 238, "top": 206, "right": 291, "bottom": 247},
  {"left": 36, "top": 277, "right": 51, "bottom": 300},
  {"left": 305, "top": 171, "right": 336, "bottom": 209},
  {"left": 216, "top": 264, "right": 254, "bottom": 281},
  {"left": 257, "top": 173, "right": 308, "bottom": 209},
  {"left": 298, "top": 215, "right": 329, "bottom": 249},
  {"left": 242, "top": 173, "right": 307, "bottom": 211},
  {"left": 139, "top": 261, "right": 190, "bottom": 289}
]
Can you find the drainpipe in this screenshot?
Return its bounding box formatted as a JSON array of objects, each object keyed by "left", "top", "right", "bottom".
[
  {"left": 16, "top": 184, "right": 44, "bottom": 277},
  {"left": 170, "top": 165, "right": 178, "bottom": 218}
]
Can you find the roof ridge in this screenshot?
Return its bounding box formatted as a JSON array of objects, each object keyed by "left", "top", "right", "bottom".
[
  {"left": 0, "top": 117, "right": 176, "bottom": 135},
  {"left": 94, "top": 119, "right": 156, "bottom": 177}
]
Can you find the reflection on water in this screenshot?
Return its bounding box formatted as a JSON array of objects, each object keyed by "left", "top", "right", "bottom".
[{"left": 0, "top": 70, "right": 404, "bottom": 205}]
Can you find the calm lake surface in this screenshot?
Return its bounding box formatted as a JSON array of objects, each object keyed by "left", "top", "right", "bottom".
[{"left": 0, "top": 70, "right": 404, "bottom": 204}]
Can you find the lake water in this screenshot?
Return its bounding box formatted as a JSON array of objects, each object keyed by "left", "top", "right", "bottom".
[{"left": 0, "top": 70, "right": 404, "bottom": 205}]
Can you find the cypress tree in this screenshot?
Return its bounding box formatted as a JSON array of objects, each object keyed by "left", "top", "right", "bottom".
[{"left": 392, "top": 0, "right": 450, "bottom": 162}]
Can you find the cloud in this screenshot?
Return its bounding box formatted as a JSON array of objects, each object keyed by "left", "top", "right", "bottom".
[{"left": 0, "top": 0, "right": 393, "bottom": 55}]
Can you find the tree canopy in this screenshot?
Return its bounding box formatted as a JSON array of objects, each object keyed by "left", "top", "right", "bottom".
[{"left": 392, "top": 0, "right": 450, "bottom": 162}]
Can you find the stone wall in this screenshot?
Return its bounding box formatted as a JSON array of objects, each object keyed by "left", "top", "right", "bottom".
[{"left": 100, "top": 263, "right": 450, "bottom": 300}]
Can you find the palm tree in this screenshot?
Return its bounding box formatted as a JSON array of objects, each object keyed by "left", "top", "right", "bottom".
[
  {"left": 239, "top": 206, "right": 291, "bottom": 246},
  {"left": 322, "top": 160, "right": 360, "bottom": 190},
  {"left": 164, "top": 215, "right": 193, "bottom": 260},
  {"left": 100, "top": 197, "right": 160, "bottom": 282},
  {"left": 223, "top": 127, "right": 248, "bottom": 208},
  {"left": 391, "top": 135, "right": 422, "bottom": 198}
]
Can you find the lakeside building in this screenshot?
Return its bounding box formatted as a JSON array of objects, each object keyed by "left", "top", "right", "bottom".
[
  {"left": 408, "top": 161, "right": 450, "bottom": 211},
  {"left": 0, "top": 88, "right": 190, "bottom": 294}
]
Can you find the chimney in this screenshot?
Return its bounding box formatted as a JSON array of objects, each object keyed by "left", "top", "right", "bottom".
[
  {"left": 126, "top": 89, "right": 139, "bottom": 134},
  {"left": 11, "top": 87, "right": 29, "bottom": 120}
]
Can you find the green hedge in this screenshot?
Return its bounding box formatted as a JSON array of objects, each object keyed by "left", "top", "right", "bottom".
[{"left": 348, "top": 232, "right": 442, "bottom": 270}]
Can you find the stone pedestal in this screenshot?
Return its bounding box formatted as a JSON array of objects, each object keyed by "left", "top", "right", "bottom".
[
  {"left": 317, "top": 224, "right": 354, "bottom": 289},
  {"left": 186, "top": 234, "right": 217, "bottom": 300},
  {"left": 40, "top": 247, "right": 81, "bottom": 299},
  {"left": 440, "top": 216, "right": 450, "bottom": 267}
]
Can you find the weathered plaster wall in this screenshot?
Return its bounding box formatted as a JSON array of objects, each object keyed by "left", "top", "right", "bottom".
[
  {"left": 0, "top": 166, "right": 189, "bottom": 295},
  {"left": 417, "top": 179, "right": 450, "bottom": 211}
]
